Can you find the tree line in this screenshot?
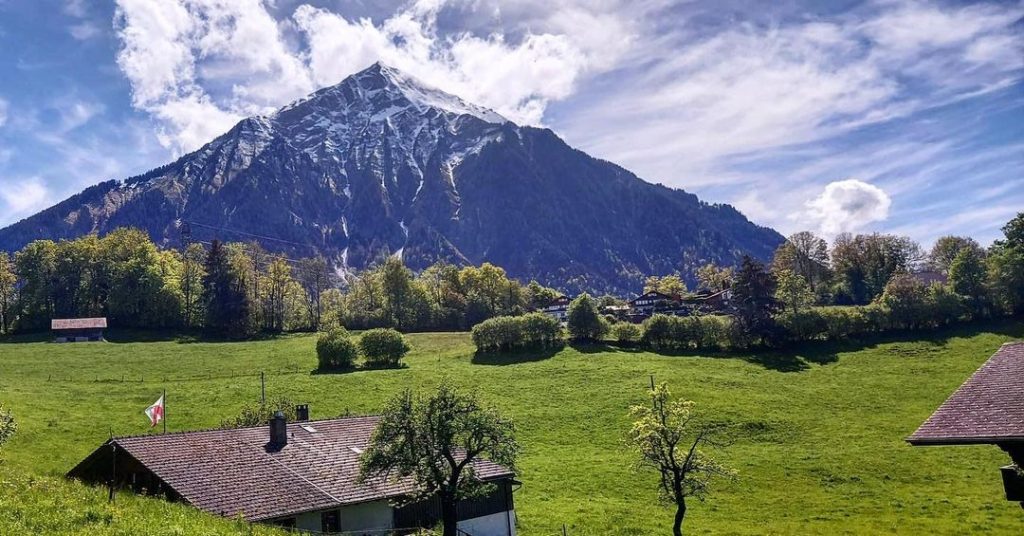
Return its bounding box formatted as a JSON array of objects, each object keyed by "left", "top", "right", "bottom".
[
  {"left": 0, "top": 228, "right": 564, "bottom": 336},
  {"left": 471, "top": 213, "right": 1024, "bottom": 352}
]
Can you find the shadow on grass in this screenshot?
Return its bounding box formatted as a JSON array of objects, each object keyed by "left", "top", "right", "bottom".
[
  {"left": 471, "top": 346, "right": 563, "bottom": 366},
  {"left": 310, "top": 362, "right": 409, "bottom": 375}
]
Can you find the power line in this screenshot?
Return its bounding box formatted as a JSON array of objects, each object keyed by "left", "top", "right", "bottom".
[{"left": 182, "top": 220, "right": 321, "bottom": 250}]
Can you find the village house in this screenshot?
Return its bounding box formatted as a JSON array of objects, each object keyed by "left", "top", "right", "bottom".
[
  {"left": 51, "top": 317, "right": 107, "bottom": 342},
  {"left": 68, "top": 412, "right": 518, "bottom": 535},
  {"left": 541, "top": 295, "right": 571, "bottom": 321},
  {"left": 907, "top": 342, "right": 1024, "bottom": 506}
]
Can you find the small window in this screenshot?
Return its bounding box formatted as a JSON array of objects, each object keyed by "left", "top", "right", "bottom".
[
  {"left": 349, "top": 446, "right": 364, "bottom": 454},
  {"left": 321, "top": 510, "right": 340, "bottom": 532},
  {"left": 300, "top": 424, "right": 317, "bottom": 433}
]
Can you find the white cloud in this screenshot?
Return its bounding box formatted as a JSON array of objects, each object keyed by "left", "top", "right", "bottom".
[
  {"left": 802, "top": 179, "right": 892, "bottom": 236},
  {"left": 113, "top": 0, "right": 632, "bottom": 152},
  {"left": 0, "top": 97, "right": 7, "bottom": 128},
  {"left": 561, "top": 1, "right": 1024, "bottom": 187},
  {"left": 0, "top": 177, "right": 51, "bottom": 219}
]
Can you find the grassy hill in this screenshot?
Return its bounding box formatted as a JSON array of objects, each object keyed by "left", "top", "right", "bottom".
[{"left": 1, "top": 320, "right": 1022, "bottom": 534}]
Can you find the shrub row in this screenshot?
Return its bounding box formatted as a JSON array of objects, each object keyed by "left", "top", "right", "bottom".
[
  {"left": 316, "top": 327, "right": 409, "bottom": 369},
  {"left": 471, "top": 313, "right": 564, "bottom": 352},
  {"left": 639, "top": 314, "right": 736, "bottom": 351}
]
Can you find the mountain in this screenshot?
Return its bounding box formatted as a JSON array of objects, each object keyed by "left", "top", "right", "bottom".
[{"left": 0, "top": 62, "right": 783, "bottom": 293}]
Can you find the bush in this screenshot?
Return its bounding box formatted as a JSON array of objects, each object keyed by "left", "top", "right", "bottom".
[
  {"left": 359, "top": 328, "right": 411, "bottom": 368},
  {"left": 316, "top": 327, "right": 359, "bottom": 370},
  {"left": 472, "top": 313, "right": 565, "bottom": 352},
  {"left": 567, "top": 293, "right": 608, "bottom": 341},
  {"left": 610, "top": 322, "right": 642, "bottom": 345},
  {"left": 777, "top": 309, "right": 828, "bottom": 342},
  {"left": 640, "top": 314, "right": 734, "bottom": 351}
]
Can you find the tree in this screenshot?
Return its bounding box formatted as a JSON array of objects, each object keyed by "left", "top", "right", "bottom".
[
  {"left": 644, "top": 275, "right": 687, "bottom": 297},
  {"left": 567, "top": 293, "right": 607, "bottom": 341},
  {"left": 949, "top": 246, "right": 987, "bottom": 312},
  {"left": 830, "top": 233, "right": 921, "bottom": 304},
  {"left": 878, "top": 274, "right": 929, "bottom": 329},
  {"left": 930, "top": 236, "right": 983, "bottom": 274},
  {"left": 263, "top": 255, "right": 293, "bottom": 332},
  {"left": 298, "top": 256, "right": 332, "bottom": 331},
  {"left": 988, "top": 213, "right": 1024, "bottom": 314},
  {"left": 771, "top": 232, "right": 830, "bottom": 293},
  {"left": 525, "top": 280, "right": 560, "bottom": 311},
  {"left": 316, "top": 327, "right": 359, "bottom": 370},
  {"left": 627, "top": 383, "right": 734, "bottom": 536},
  {"left": 695, "top": 264, "right": 732, "bottom": 293},
  {"left": 202, "top": 240, "right": 250, "bottom": 335},
  {"left": 180, "top": 243, "right": 207, "bottom": 328},
  {"left": 731, "top": 256, "right": 779, "bottom": 344},
  {"left": 0, "top": 252, "right": 16, "bottom": 333},
  {"left": 359, "top": 382, "right": 518, "bottom": 536},
  {"left": 774, "top": 269, "right": 814, "bottom": 314},
  {"left": 14, "top": 240, "right": 57, "bottom": 330}
]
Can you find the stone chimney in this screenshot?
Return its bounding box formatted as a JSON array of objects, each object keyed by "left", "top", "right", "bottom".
[{"left": 269, "top": 410, "right": 287, "bottom": 447}]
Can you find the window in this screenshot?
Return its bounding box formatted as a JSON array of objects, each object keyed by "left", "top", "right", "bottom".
[{"left": 321, "top": 510, "right": 340, "bottom": 533}]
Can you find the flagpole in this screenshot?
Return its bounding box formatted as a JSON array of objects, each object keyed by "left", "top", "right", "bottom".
[{"left": 163, "top": 388, "right": 167, "bottom": 434}]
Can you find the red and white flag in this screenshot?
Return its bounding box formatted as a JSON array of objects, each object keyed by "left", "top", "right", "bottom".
[{"left": 145, "top": 395, "right": 164, "bottom": 427}]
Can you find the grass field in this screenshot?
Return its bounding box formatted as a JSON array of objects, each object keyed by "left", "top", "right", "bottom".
[{"left": 1, "top": 319, "right": 1023, "bottom": 535}]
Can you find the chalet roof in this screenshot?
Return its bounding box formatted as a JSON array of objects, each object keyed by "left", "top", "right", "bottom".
[
  {"left": 69, "top": 415, "right": 514, "bottom": 521},
  {"left": 629, "top": 291, "right": 679, "bottom": 303},
  {"left": 51, "top": 318, "right": 107, "bottom": 330},
  {"left": 908, "top": 342, "right": 1024, "bottom": 446}
]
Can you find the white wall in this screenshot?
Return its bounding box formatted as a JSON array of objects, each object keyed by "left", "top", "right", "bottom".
[{"left": 458, "top": 510, "right": 516, "bottom": 536}]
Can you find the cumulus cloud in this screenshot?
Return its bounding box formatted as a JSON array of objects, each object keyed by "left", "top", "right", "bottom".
[
  {"left": 112, "top": 0, "right": 631, "bottom": 153},
  {"left": 803, "top": 179, "right": 891, "bottom": 236},
  {"left": 0, "top": 177, "right": 51, "bottom": 219}
]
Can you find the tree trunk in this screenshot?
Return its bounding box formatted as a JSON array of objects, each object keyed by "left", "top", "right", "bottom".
[
  {"left": 673, "top": 498, "right": 686, "bottom": 536},
  {"left": 441, "top": 492, "right": 459, "bottom": 536}
]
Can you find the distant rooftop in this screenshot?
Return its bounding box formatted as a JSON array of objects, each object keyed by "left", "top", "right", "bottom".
[
  {"left": 908, "top": 342, "right": 1024, "bottom": 445},
  {"left": 51, "top": 318, "right": 107, "bottom": 330}
]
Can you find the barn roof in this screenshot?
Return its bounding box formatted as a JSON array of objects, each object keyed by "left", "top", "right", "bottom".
[
  {"left": 908, "top": 342, "right": 1024, "bottom": 446},
  {"left": 68, "top": 415, "right": 513, "bottom": 521},
  {"left": 51, "top": 318, "right": 107, "bottom": 330}
]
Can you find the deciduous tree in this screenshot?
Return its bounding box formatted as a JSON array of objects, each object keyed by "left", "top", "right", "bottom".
[
  {"left": 627, "top": 383, "right": 734, "bottom": 536},
  {"left": 360, "top": 382, "right": 518, "bottom": 536}
]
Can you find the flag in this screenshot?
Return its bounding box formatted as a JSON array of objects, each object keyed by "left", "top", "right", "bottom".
[{"left": 145, "top": 394, "right": 164, "bottom": 427}]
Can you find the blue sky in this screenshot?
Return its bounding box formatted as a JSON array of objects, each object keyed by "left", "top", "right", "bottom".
[{"left": 0, "top": 0, "right": 1021, "bottom": 247}]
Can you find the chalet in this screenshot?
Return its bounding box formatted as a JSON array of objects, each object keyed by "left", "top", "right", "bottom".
[
  {"left": 541, "top": 295, "right": 571, "bottom": 321},
  {"left": 69, "top": 412, "right": 518, "bottom": 535},
  {"left": 628, "top": 291, "right": 680, "bottom": 312},
  {"left": 907, "top": 342, "right": 1024, "bottom": 506},
  {"left": 51, "top": 317, "right": 107, "bottom": 342}
]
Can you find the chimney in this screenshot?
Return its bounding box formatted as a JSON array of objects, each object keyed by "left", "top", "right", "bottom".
[
  {"left": 295, "top": 404, "right": 309, "bottom": 422},
  {"left": 269, "top": 410, "right": 287, "bottom": 447}
]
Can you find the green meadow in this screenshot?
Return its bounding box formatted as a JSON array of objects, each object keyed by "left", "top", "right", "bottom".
[{"left": 1, "top": 319, "right": 1022, "bottom": 535}]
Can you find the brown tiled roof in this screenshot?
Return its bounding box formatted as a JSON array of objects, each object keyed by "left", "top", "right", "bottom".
[
  {"left": 72, "top": 415, "right": 513, "bottom": 521},
  {"left": 908, "top": 342, "right": 1024, "bottom": 445},
  {"left": 52, "top": 317, "right": 108, "bottom": 330}
]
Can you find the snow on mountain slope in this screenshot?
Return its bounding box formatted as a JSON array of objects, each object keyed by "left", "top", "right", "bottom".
[{"left": 0, "top": 62, "right": 783, "bottom": 293}]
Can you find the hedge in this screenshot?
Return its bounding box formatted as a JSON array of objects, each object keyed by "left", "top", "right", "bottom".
[{"left": 472, "top": 313, "right": 564, "bottom": 352}]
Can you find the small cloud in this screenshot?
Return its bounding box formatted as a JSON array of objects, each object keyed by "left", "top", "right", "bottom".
[
  {"left": 0, "top": 97, "right": 7, "bottom": 127},
  {"left": 0, "top": 177, "right": 51, "bottom": 220},
  {"left": 803, "top": 179, "right": 891, "bottom": 236},
  {"left": 63, "top": 0, "right": 88, "bottom": 18},
  {"left": 69, "top": 22, "right": 101, "bottom": 41}
]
